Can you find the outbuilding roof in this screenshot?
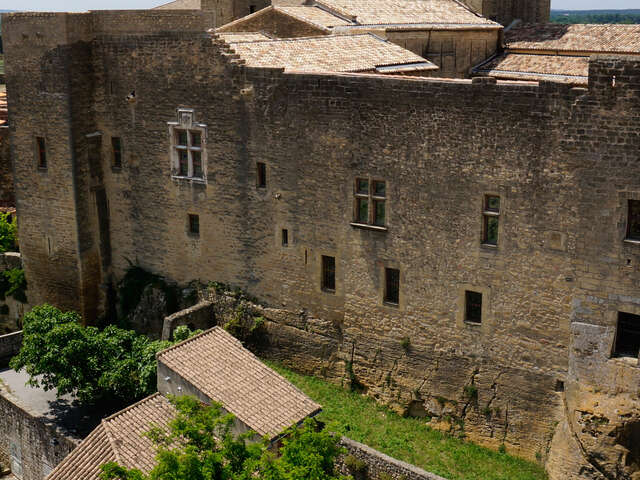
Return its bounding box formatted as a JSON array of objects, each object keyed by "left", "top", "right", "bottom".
[
  {"left": 474, "top": 53, "right": 589, "bottom": 84},
  {"left": 218, "top": 31, "right": 272, "bottom": 42},
  {"left": 505, "top": 23, "right": 640, "bottom": 54},
  {"left": 46, "top": 394, "right": 176, "bottom": 480},
  {"left": 277, "top": 5, "right": 352, "bottom": 28},
  {"left": 157, "top": 326, "right": 322, "bottom": 438},
  {"left": 224, "top": 33, "right": 438, "bottom": 73}
]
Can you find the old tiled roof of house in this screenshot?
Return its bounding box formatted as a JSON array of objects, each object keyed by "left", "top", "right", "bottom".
[
  {"left": 277, "top": 6, "right": 352, "bottom": 28},
  {"left": 218, "top": 31, "right": 272, "bottom": 42},
  {"left": 475, "top": 53, "right": 589, "bottom": 84},
  {"left": 224, "top": 33, "right": 438, "bottom": 73},
  {"left": 0, "top": 90, "right": 7, "bottom": 125},
  {"left": 157, "top": 326, "right": 322, "bottom": 438},
  {"left": 153, "top": 0, "right": 200, "bottom": 9},
  {"left": 46, "top": 394, "right": 175, "bottom": 480},
  {"left": 505, "top": 24, "right": 640, "bottom": 54}
]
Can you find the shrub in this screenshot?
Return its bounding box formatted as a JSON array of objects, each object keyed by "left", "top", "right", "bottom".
[
  {"left": 343, "top": 454, "right": 367, "bottom": 473},
  {"left": 463, "top": 385, "right": 478, "bottom": 401}
]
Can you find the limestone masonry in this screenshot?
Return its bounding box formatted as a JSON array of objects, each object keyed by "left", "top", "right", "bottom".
[{"left": 2, "top": 2, "right": 640, "bottom": 479}]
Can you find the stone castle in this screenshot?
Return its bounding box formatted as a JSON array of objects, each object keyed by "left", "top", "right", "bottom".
[{"left": 1, "top": 0, "right": 640, "bottom": 478}]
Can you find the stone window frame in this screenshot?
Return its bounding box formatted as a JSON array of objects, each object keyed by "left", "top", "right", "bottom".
[
  {"left": 481, "top": 194, "right": 500, "bottom": 247},
  {"left": 35, "top": 136, "right": 47, "bottom": 170},
  {"left": 321, "top": 255, "right": 336, "bottom": 293},
  {"left": 379, "top": 262, "right": 404, "bottom": 310},
  {"left": 350, "top": 177, "right": 388, "bottom": 232},
  {"left": 456, "top": 284, "right": 491, "bottom": 330},
  {"left": 624, "top": 196, "right": 640, "bottom": 244},
  {"left": 168, "top": 108, "right": 207, "bottom": 184}
]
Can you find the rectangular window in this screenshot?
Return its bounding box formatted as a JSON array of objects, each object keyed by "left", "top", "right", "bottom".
[
  {"left": 321, "top": 255, "right": 335, "bottom": 292},
  {"left": 627, "top": 200, "right": 640, "bottom": 241},
  {"left": 188, "top": 214, "right": 200, "bottom": 236},
  {"left": 172, "top": 123, "right": 204, "bottom": 179},
  {"left": 36, "top": 137, "right": 47, "bottom": 169},
  {"left": 354, "top": 178, "right": 386, "bottom": 227},
  {"left": 384, "top": 268, "right": 399, "bottom": 305},
  {"left": 465, "top": 290, "right": 482, "bottom": 324},
  {"left": 613, "top": 312, "right": 640, "bottom": 358},
  {"left": 482, "top": 195, "right": 500, "bottom": 246},
  {"left": 257, "top": 162, "right": 266, "bottom": 188},
  {"left": 111, "top": 137, "right": 122, "bottom": 168},
  {"left": 249, "top": 4, "right": 256, "bottom": 13},
  {"left": 282, "top": 229, "right": 288, "bottom": 247}
]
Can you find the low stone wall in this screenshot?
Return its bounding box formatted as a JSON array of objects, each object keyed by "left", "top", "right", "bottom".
[
  {"left": 162, "top": 300, "right": 215, "bottom": 340},
  {"left": 0, "top": 386, "right": 77, "bottom": 480},
  {"left": 0, "top": 330, "right": 21, "bottom": 367},
  {"left": 337, "top": 437, "right": 448, "bottom": 480}
]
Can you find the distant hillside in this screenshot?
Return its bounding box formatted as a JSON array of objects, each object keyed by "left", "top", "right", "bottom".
[{"left": 550, "top": 9, "right": 640, "bottom": 24}]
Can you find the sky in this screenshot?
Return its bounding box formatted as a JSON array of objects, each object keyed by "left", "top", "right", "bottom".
[{"left": 0, "top": 0, "right": 637, "bottom": 13}]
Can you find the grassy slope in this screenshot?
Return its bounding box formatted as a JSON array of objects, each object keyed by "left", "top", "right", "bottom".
[{"left": 268, "top": 362, "right": 548, "bottom": 480}]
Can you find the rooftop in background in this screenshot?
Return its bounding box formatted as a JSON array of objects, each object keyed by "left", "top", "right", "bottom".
[
  {"left": 217, "top": 31, "right": 272, "bottom": 41},
  {"left": 0, "top": 88, "right": 7, "bottom": 126},
  {"left": 474, "top": 53, "right": 588, "bottom": 84},
  {"left": 157, "top": 326, "right": 322, "bottom": 438},
  {"left": 505, "top": 23, "right": 640, "bottom": 53},
  {"left": 46, "top": 394, "right": 175, "bottom": 480},
  {"left": 221, "top": 33, "right": 438, "bottom": 74},
  {"left": 0, "top": 368, "right": 100, "bottom": 440}
]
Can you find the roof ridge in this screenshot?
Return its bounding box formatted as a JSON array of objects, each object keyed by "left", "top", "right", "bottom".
[
  {"left": 157, "top": 325, "right": 225, "bottom": 358},
  {"left": 102, "top": 392, "right": 163, "bottom": 423},
  {"left": 216, "top": 5, "right": 274, "bottom": 31},
  {"left": 101, "top": 419, "right": 124, "bottom": 466},
  {"left": 227, "top": 32, "right": 371, "bottom": 44},
  {"left": 273, "top": 5, "right": 335, "bottom": 31}
]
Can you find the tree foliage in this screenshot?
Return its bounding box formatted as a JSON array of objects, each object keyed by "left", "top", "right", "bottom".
[
  {"left": 9, "top": 304, "right": 196, "bottom": 405},
  {"left": 100, "top": 396, "right": 350, "bottom": 480},
  {"left": 0, "top": 211, "right": 17, "bottom": 253}
]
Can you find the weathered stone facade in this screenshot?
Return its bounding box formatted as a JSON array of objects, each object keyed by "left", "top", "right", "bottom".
[
  {"left": 3, "top": 9, "right": 640, "bottom": 478},
  {"left": 460, "top": 0, "right": 550, "bottom": 25}
]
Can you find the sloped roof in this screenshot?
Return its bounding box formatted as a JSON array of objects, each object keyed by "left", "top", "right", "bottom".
[
  {"left": 153, "top": 0, "right": 200, "bottom": 9},
  {"left": 46, "top": 394, "right": 176, "bottom": 480},
  {"left": 218, "top": 32, "right": 272, "bottom": 42},
  {"left": 313, "top": 0, "right": 498, "bottom": 26},
  {"left": 157, "top": 326, "right": 321, "bottom": 438},
  {"left": 475, "top": 53, "right": 588, "bottom": 84},
  {"left": 225, "top": 33, "right": 438, "bottom": 73},
  {"left": 505, "top": 24, "right": 640, "bottom": 54},
  {"left": 277, "top": 6, "right": 352, "bottom": 28}
]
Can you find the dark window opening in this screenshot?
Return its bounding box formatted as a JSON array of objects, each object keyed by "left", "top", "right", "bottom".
[
  {"left": 465, "top": 290, "right": 482, "bottom": 324},
  {"left": 627, "top": 200, "right": 640, "bottom": 241},
  {"left": 554, "top": 380, "right": 565, "bottom": 392},
  {"left": 384, "top": 268, "right": 399, "bottom": 305},
  {"left": 482, "top": 195, "right": 500, "bottom": 246},
  {"left": 257, "top": 162, "right": 266, "bottom": 188},
  {"left": 282, "top": 229, "right": 288, "bottom": 246},
  {"left": 111, "top": 137, "right": 122, "bottom": 168},
  {"left": 188, "top": 214, "right": 200, "bottom": 236},
  {"left": 321, "top": 255, "right": 335, "bottom": 292},
  {"left": 614, "top": 312, "right": 640, "bottom": 358},
  {"left": 354, "top": 178, "right": 386, "bottom": 227},
  {"left": 249, "top": 4, "right": 256, "bottom": 13},
  {"left": 36, "top": 137, "right": 47, "bottom": 169}
]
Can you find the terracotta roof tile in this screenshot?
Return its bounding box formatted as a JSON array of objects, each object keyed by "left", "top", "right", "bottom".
[
  {"left": 476, "top": 53, "right": 588, "bottom": 84},
  {"left": 506, "top": 23, "right": 640, "bottom": 54},
  {"left": 226, "top": 33, "right": 438, "bottom": 73},
  {"left": 46, "top": 394, "right": 176, "bottom": 480},
  {"left": 157, "top": 326, "right": 322, "bottom": 438},
  {"left": 218, "top": 32, "right": 272, "bottom": 42},
  {"left": 314, "top": 0, "right": 497, "bottom": 26},
  {"left": 277, "top": 6, "right": 352, "bottom": 28},
  {"left": 0, "top": 91, "right": 7, "bottom": 125}
]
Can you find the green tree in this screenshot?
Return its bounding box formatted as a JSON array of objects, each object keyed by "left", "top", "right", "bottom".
[
  {"left": 0, "top": 211, "right": 17, "bottom": 252},
  {"left": 9, "top": 304, "right": 195, "bottom": 405},
  {"left": 100, "top": 396, "right": 350, "bottom": 480}
]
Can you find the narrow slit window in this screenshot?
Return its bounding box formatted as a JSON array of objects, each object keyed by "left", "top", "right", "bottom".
[
  {"left": 36, "top": 137, "right": 47, "bottom": 169},
  {"left": 111, "top": 137, "right": 122, "bottom": 168},
  {"left": 282, "top": 229, "right": 288, "bottom": 246},
  {"left": 627, "top": 200, "right": 640, "bottom": 241},
  {"left": 465, "top": 290, "right": 482, "bottom": 324},
  {"left": 321, "top": 255, "right": 335, "bottom": 292},
  {"left": 257, "top": 162, "right": 266, "bottom": 188},
  {"left": 482, "top": 195, "right": 500, "bottom": 246},
  {"left": 249, "top": 4, "right": 256, "bottom": 13},
  {"left": 384, "top": 268, "right": 399, "bottom": 305},
  {"left": 613, "top": 312, "right": 640, "bottom": 358},
  {"left": 188, "top": 214, "right": 200, "bottom": 236}
]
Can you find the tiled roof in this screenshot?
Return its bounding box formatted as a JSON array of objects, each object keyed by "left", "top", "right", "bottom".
[
  {"left": 277, "top": 6, "right": 352, "bottom": 28},
  {"left": 505, "top": 24, "right": 640, "bottom": 54},
  {"left": 0, "top": 91, "right": 7, "bottom": 125},
  {"left": 218, "top": 32, "right": 272, "bottom": 42},
  {"left": 46, "top": 394, "right": 176, "bottom": 480},
  {"left": 475, "top": 53, "right": 588, "bottom": 84},
  {"left": 153, "top": 0, "right": 200, "bottom": 9},
  {"left": 225, "top": 33, "right": 438, "bottom": 73},
  {"left": 157, "top": 326, "right": 322, "bottom": 438},
  {"left": 313, "top": 0, "right": 498, "bottom": 26}
]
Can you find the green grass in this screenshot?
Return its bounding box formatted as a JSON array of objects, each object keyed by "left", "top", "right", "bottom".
[{"left": 268, "top": 362, "right": 548, "bottom": 480}]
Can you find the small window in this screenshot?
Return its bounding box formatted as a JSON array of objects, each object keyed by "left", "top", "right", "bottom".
[
  {"left": 36, "top": 137, "right": 47, "bottom": 169},
  {"left": 613, "top": 312, "right": 640, "bottom": 358},
  {"left": 354, "top": 178, "right": 386, "bottom": 227},
  {"left": 321, "top": 255, "right": 335, "bottom": 292},
  {"left": 257, "top": 162, "right": 266, "bottom": 188},
  {"left": 384, "top": 268, "right": 399, "bottom": 305},
  {"left": 465, "top": 290, "right": 482, "bottom": 324},
  {"left": 188, "top": 214, "right": 200, "bottom": 236},
  {"left": 282, "top": 229, "right": 288, "bottom": 246},
  {"left": 482, "top": 195, "right": 500, "bottom": 246},
  {"left": 627, "top": 200, "right": 640, "bottom": 241},
  {"left": 249, "top": 4, "right": 256, "bottom": 13},
  {"left": 111, "top": 137, "right": 122, "bottom": 168}
]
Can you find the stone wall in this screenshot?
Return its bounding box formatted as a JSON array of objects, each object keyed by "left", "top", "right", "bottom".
[
  {"left": 162, "top": 300, "right": 215, "bottom": 340},
  {"left": 460, "top": 0, "right": 550, "bottom": 25},
  {"left": 0, "top": 330, "right": 21, "bottom": 367},
  {"left": 0, "top": 385, "right": 77, "bottom": 480},
  {"left": 217, "top": 7, "right": 327, "bottom": 37},
  {"left": 3, "top": 11, "right": 640, "bottom": 477},
  {"left": 336, "top": 437, "right": 447, "bottom": 480},
  {"left": 0, "top": 126, "right": 14, "bottom": 207}
]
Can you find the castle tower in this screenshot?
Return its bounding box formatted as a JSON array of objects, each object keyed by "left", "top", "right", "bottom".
[{"left": 460, "top": 0, "right": 550, "bottom": 25}]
